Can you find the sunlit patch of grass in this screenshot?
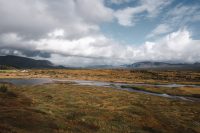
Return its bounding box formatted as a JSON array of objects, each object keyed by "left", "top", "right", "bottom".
[
  {"left": 0, "top": 70, "right": 17, "bottom": 73},
  {"left": 1, "top": 69, "right": 200, "bottom": 85}
]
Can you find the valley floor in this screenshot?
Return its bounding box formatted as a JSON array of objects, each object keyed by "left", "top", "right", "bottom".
[
  {"left": 1, "top": 69, "right": 200, "bottom": 84},
  {"left": 0, "top": 69, "right": 200, "bottom": 133}
]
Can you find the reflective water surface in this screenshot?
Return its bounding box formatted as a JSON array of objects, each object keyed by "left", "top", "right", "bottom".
[{"left": 0, "top": 78, "right": 199, "bottom": 101}]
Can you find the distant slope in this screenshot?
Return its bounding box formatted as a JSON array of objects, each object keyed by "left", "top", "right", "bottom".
[
  {"left": 125, "top": 61, "right": 200, "bottom": 70},
  {"left": 126, "top": 61, "right": 177, "bottom": 68},
  {"left": 0, "top": 65, "right": 16, "bottom": 70},
  {"left": 0, "top": 55, "right": 65, "bottom": 69},
  {"left": 86, "top": 65, "right": 118, "bottom": 69}
]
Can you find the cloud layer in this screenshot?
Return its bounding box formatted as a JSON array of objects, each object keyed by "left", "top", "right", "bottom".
[
  {"left": 114, "top": 0, "right": 172, "bottom": 26},
  {"left": 0, "top": 0, "right": 200, "bottom": 66},
  {"left": 147, "top": 3, "right": 200, "bottom": 38}
]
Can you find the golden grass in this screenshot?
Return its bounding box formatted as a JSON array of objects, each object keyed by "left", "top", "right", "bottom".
[
  {"left": 1, "top": 69, "right": 200, "bottom": 132},
  {"left": 0, "top": 82, "right": 200, "bottom": 133},
  {"left": 1, "top": 69, "right": 200, "bottom": 84}
]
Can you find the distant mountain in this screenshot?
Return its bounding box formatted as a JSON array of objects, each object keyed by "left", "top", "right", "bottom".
[
  {"left": 125, "top": 61, "right": 200, "bottom": 70},
  {"left": 125, "top": 61, "right": 176, "bottom": 68},
  {"left": 86, "top": 65, "right": 118, "bottom": 69},
  {"left": 0, "top": 65, "right": 16, "bottom": 70},
  {"left": 0, "top": 55, "right": 65, "bottom": 69},
  {"left": 1, "top": 55, "right": 199, "bottom": 70}
]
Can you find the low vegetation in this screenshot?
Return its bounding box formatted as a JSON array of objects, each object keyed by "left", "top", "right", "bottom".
[
  {"left": 0, "top": 65, "right": 16, "bottom": 70},
  {"left": 121, "top": 85, "right": 200, "bottom": 98},
  {"left": 0, "top": 82, "right": 200, "bottom": 133},
  {"left": 1, "top": 69, "right": 200, "bottom": 85},
  {"left": 0, "top": 85, "right": 8, "bottom": 93},
  {"left": 0, "top": 69, "right": 200, "bottom": 132},
  {"left": 121, "top": 85, "right": 161, "bottom": 94}
]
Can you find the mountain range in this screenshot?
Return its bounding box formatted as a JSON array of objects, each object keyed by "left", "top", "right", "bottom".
[
  {"left": 0, "top": 55, "right": 200, "bottom": 70},
  {"left": 0, "top": 55, "right": 65, "bottom": 69},
  {"left": 124, "top": 61, "right": 200, "bottom": 70}
]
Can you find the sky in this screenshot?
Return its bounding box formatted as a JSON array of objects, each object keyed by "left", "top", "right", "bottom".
[{"left": 0, "top": 0, "right": 200, "bottom": 67}]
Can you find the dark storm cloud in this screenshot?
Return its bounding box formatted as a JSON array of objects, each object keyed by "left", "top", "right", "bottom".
[
  {"left": 21, "top": 50, "right": 51, "bottom": 58},
  {"left": 0, "top": 48, "right": 51, "bottom": 58}
]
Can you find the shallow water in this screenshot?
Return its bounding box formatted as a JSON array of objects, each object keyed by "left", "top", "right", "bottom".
[
  {"left": 0, "top": 78, "right": 199, "bottom": 101},
  {"left": 0, "top": 78, "right": 54, "bottom": 85},
  {"left": 63, "top": 79, "right": 198, "bottom": 101},
  {"left": 131, "top": 83, "right": 198, "bottom": 88}
]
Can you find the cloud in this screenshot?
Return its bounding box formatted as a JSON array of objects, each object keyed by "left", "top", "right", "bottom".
[
  {"left": 148, "top": 3, "right": 200, "bottom": 38},
  {"left": 76, "top": 0, "right": 114, "bottom": 23},
  {"left": 0, "top": 0, "right": 115, "bottom": 61},
  {"left": 114, "top": 0, "right": 173, "bottom": 26},
  {"left": 36, "top": 29, "right": 200, "bottom": 65},
  {"left": 114, "top": 6, "right": 144, "bottom": 26},
  {"left": 1, "top": 28, "right": 200, "bottom": 66},
  {"left": 0, "top": 0, "right": 200, "bottom": 67},
  {"left": 147, "top": 24, "right": 172, "bottom": 38},
  {"left": 140, "top": 0, "right": 172, "bottom": 18},
  {"left": 166, "top": 4, "right": 200, "bottom": 26},
  {"left": 109, "top": 0, "right": 131, "bottom": 5},
  {"left": 0, "top": 0, "right": 113, "bottom": 40},
  {"left": 135, "top": 29, "right": 200, "bottom": 63}
]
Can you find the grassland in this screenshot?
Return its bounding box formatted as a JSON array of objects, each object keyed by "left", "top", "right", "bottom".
[
  {"left": 0, "top": 82, "right": 200, "bottom": 133},
  {"left": 1, "top": 69, "right": 200, "bottom": 85},
  {"left": 0, "top": 70, "right": 17, "bottom": 73},
  {"left": 0, "top": 69, "right": 200, "bottom": 133}
]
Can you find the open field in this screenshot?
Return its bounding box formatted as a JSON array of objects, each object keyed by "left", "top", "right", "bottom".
[
  {"left": 0, "top": 69, "right": 200, "bottom": 133},
  {"left": 0, "top": 82, "right": 200, "bottom": 133},
  {"left": 1, "top": 0, "right": 200, "bottom": 132},
  {"left": 1, "top": 69, "right": 200, "bottom": 84},
  {"left": 0, "top": 70, "right": 18, "bottom": 73}
]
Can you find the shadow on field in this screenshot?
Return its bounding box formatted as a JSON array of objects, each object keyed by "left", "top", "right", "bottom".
[{"left": 0, "top": 84, "right": 58, "bottom": 133}]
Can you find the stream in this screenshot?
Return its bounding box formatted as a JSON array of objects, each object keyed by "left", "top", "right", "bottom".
[{"left": 0, "top": 78, "right": 199, "bottom": 102}]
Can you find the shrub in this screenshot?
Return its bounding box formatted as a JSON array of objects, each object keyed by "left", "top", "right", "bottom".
[
  {"left": 6, "top": 91, "right": 17, "bottom": 97},
  {"left": 0, "top": 85, "right": 8, "bottom": 93}
]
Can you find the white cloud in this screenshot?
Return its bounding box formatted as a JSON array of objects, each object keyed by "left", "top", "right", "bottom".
[
  {"left": 0, "top": 0, "right": 200, "bottom": 66},
  {"left": 76, "top": 0, "right": 114, "bottom": 23},
  {"left": 114, "top": 0, "right": 173, "bottom": 26},
  {"left": 166, "top": 4, "right": 200, "bottom": 25},
  {"left": 48, "top": 29, "right": 65, "bottom": 38},
  {"left": 147, "top": 24, "right": 172, "bottom": 38},
  {"left": 1, "top": 29, "right": 199, "bottom": 66},
  {"left": 109, "top": 0, "right": 131, "bottom": 4},
  {"left": 148, "top": 4, "right": 200, "bottom": 38},
  {"left": 140, "top": 0, "right": 172, "bottom": 17},
  {"left": 32, "top": 34, "right": 124, "bottom": 60},
  {"left": 0, "top": 0, "right": 113, "bottom": 39},
  {"left": 114, "top": 7, "right": 144, "bottom": 26},
  {"left": 135, "top": 29, "right": 200, "bottom": 63},
  {"left": 0, "top": 33, "right": 22, "bottom": 44},
  {"left": 0, "top": 0, "right": 115, "bottom": 59},
  {"left": 44, "top": 29, "right": 200, "bottom": 65}
]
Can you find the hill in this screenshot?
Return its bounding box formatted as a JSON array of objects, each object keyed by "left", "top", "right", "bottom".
[
  {"left": 125, "top": 61, "right": 200, "bottom": 70},
  {"left": 0, "top": 55, "right": 65, "bottom": 69}
]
